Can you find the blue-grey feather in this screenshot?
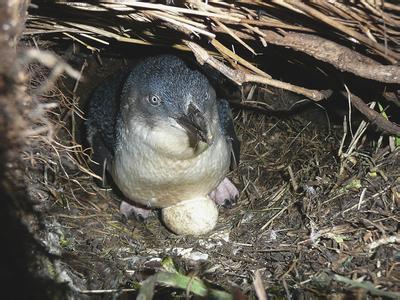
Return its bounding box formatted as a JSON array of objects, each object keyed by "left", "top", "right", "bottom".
[{"left": 217, "top": 99, "right": 240, "bottom": 169}]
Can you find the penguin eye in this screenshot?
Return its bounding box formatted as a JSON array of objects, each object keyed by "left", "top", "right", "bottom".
[{"left": 148, "top": 95, "right": 162, "bottom": 106}]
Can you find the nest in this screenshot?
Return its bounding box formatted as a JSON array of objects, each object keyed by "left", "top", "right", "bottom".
[{"left": 0, "top": 0, "right": 399, "bottom": 299}]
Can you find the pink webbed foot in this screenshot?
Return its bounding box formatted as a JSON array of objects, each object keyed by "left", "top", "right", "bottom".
[
  {"left": 209, "top": 177, "right": 239, "bottom": 208},
  {"left": 120, "top": 201, "right": 153, "bottom": 222}
]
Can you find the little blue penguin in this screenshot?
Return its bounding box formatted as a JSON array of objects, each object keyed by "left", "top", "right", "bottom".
[{"left": 86, "top": 55, "right": 240, "bottom": 220}]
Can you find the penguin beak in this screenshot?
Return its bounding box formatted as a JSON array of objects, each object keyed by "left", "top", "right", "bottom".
[{"left": 176, "top": 103, "right": 213, "bottom": 147}]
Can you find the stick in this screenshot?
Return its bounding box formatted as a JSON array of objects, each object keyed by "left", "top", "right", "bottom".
[
  {"left": 186, "top": 41, "right": 330, "bottom": 101},
  {"left": 344, "top": 91, "right": 400, "bottom": 135}
]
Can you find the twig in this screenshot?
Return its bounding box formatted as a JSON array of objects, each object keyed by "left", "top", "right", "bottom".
[
  {"left": 333, "top": 274, "right": 400, "bottom": 299},
  {"left": 100, "top": 0, "right": 241, "bottom": 22},
  {"left": 213, "top": 18, "right": 256, "bottom": 55},
  {"left": 367, "top": 234, "right": 400, "bottom": 251},
  {"left": 260, "top": 31, "right": 400, "bottom": 84},
  {"left": 344, "top": 91, "right": 400, "bottom": 135},
  {"left": 260, "top": 202, "right": 292, "bottom": 231},
  {"left": 187, "top": 41, "right": 330, "bottom": 101},
  {"left": 253, "top": 270, "right": 267, "bottom": 300},
  {"left": 80, "top": 288, "right": 136, "bottom": 294},
  {"left": 23, "top": 49, "right": 80, "bottom": 79},
  {"left": 211, "top": 39, "right": 270, "bottom": 78},
  {"left": 287, "top": 165, "right": 299, "bottom": 192},
  {"left": 63, "top": 21, "right": 190, "bottom": 51},
  {"left": 147, "top": 11, "right": 216, "bottom": 39},
  {"left": 283, "top": 0, "right": 400, "bottom": 63}
]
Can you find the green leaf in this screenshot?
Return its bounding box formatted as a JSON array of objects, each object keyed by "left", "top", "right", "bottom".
[{"left": 137, "top": 272, "right": 233, "bottom": 300}]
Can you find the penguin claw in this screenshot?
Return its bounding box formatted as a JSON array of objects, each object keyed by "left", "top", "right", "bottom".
[
  {"left": 209, "top": 178, "right": 239, "bottom": 207},
  {"left": 119, "top": 201, "right": 153, "bottom": 222}
]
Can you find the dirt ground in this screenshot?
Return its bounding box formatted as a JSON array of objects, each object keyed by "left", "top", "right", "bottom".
[{"left": 22, "top": 41, "right": 400, "bottom": 299}]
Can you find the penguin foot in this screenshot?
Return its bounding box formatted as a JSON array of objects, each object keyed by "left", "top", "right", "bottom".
[
  {"left": 120, "top": 201, "right": 153, "bottom": 222},
  {"left": 209, "top": 177, "right": 239, "bottom": 208}
]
